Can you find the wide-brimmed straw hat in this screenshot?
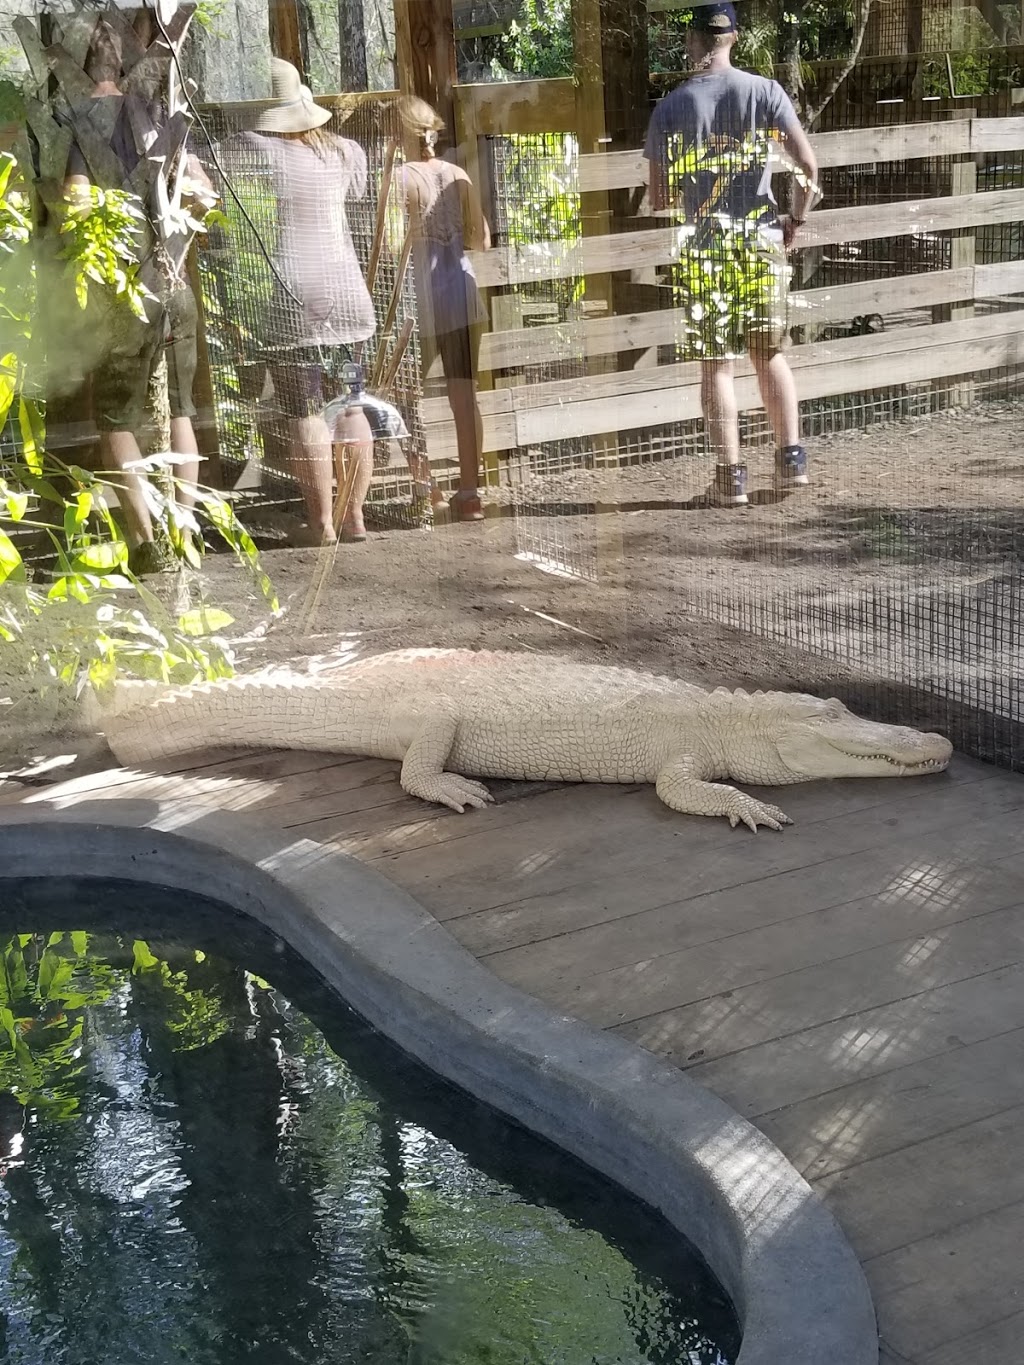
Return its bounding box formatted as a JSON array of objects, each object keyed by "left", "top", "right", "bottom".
[{"left": 255, "top": 58, "right": 332, "bottom": 133}]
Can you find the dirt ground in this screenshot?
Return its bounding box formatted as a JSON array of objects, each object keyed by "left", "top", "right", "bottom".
[
  {"left": 213, "top": 402, "right": 1023, "bottom": 676},
  {"left": 3, "top": 403, "right": 1021, "bottom": 777}
]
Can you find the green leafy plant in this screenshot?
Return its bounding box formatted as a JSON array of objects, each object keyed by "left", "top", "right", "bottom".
[
  {"left": 0, "top": 151, "right": 278, "bottom": 718},
  {"left": 492, "top": 0, "right": 574, "bottom": 79},
  {"left": 59, "top": 183, "right": 155, "bottom": 318},
  {"left": 666, "top": 131, "right": 813, "bottom": 358}
]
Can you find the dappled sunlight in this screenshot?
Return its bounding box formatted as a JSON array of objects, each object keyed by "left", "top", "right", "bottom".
[
  {"left": 690, "top": 1114, "right": 823, "bottom": 1252},
  {"left": 879, "top": 859, "right": 976, "bottom": 912},
  {"left": 514, "top": 550, "right": 589, "bottom": 581},
  {"left": 826, "top": 1020, "right": 915, "bottom": 1074},
  {"left": 25, "top": 771, "right": 285, "bottom": 822},
  {"left": 897, "top": 930, "right": 949, "bottom": 977},
  {"left": 0, "top": 753, "right": 80, "bottom": 781}
]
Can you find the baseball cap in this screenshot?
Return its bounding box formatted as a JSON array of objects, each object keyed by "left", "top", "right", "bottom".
[{"left": 689, "top": 1, "right": 738, "bottom": 33}]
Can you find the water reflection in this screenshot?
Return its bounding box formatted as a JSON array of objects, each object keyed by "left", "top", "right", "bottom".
[{"left": 0, "top": 884, "right": 737, "bottom": 1365}]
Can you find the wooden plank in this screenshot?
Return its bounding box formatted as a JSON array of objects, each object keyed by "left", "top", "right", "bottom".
[
  {"left": 452, "top": 78, "right": 576, "bottom": 136},
  {"left": 814, "top": 1103, "right": 1024, "bottom": 1261},
  {"left": 509, "top": 309, "right": 1024, "bottom": 448},
  {"left": 758, "top": 1022, "right": 1024, "bottom": 1179},
  {"left": 606, "top": 886, "right": 1024, "bottom": 1050},
  {"left": 688, "top": 957, "right": 1024, "bottom": 1119},
  {"left": 393, "top": 0, "right": 457, "bottom": 142},
  {"left": 578, "top": 149, "right": 648, "bottom": 193},
  {"left": 977, "top": 259, "right": 1024, "bottom": 296},
  {"left": 866, "top": 1202, "right": 1024, "bottom": 1359},
  {"left": 398, "top": 763, "right": 1003, "bottom": 932},
  {"left": 496, "top": 833, "right": 1024, "bottom": 1024},
  {"left": 577, "top": 119, "right": 985, "bottom": 192},
  {"left": 472, "top": 813, "right": 1022, "bottom": 975},
  {"left": 935, "top": 149, "right": 977, "bottom": 406},
  {"left": 814, "top": 118, "right": 976, "bottom": 167},
  {"left": 478, "top": 267, "right": 977, "bottom": 372},
  {"left": 577, "top": 117, "right": 1024, "bottom": 195},
  {"left": 425, "top": 306, "right": 1024, "bottom": 450},
  {"left": 469, "top": 186, "right": 1024, "bottom": 287},
  {"left": 470, "top": 225, "right": 673, "bottom": 287},
  {"left": 970, "top": 115, "right": 1024, "bottom": 154}
]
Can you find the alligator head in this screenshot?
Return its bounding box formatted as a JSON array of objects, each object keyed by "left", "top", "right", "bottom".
[
  {"left": 714, "top": 691, "right": 954, "bottom": 786},
  {"left": 772, "top": 695, "right": 952, "bottom": 783}
]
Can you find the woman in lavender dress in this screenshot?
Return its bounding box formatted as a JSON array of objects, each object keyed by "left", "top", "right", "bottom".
[{"left": 395, "top": 97, "right": 490, "bottom": 522}]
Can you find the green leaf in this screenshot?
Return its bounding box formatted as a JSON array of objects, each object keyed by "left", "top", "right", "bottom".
[
  {"left": 71, "top": 932, "right": 88, "bottom": 955},
  {"left": 0, "top": 352, "right": 16, "bottom": 428},
  {"left": 72, "top": 541, "right": 128, "bottom": 572},
  {"left": 0, "top": 528, "right": 25, "bottom": 585},
  {"left": 131, "top": 940, "right": 160, "bottom": 974},
  {"left": 177, "top": 607, "right": 234, "bottom": 637},
  {"left": 17, "top": 397, "right": 42, "bottom": 475},
  {"left": 2, "top": 488, "right": 28, "bottom": 521}
]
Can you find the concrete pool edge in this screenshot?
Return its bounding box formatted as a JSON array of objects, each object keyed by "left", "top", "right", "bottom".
[{"left": 0, "top": 801, "right": 878, "bottom": 1365}]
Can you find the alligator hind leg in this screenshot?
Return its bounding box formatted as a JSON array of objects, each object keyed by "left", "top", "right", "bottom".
[
  {"left": 656, "top": 757, "right": 792, "bottom": 832},
  {"left": 399, "top": 711, "right": 494, "bottom": 813}
]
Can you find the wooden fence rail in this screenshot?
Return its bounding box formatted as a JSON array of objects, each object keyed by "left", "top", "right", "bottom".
[{"left": 418, "top": 112, "right": 1024, "bottom": 461}]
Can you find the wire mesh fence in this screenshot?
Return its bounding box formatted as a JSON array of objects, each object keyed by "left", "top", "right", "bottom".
[
  {"left": 190, "top": 96, "right": 444, "bottom": 530},
  {"left": 467, "top": 58, "right": 1024, "bottom": 767}
]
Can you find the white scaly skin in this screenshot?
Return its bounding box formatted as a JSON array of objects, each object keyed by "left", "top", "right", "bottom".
[{"left": 98, "top": 648, "right": 954, "bottom": 831}]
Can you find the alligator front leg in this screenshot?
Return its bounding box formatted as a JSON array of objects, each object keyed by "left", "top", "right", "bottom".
[
  {"left": 656, "top": 757, "right": 792, "bottom": 832},
  {"left": 399, "top": 711, "right": 494, "bottom": 813}
]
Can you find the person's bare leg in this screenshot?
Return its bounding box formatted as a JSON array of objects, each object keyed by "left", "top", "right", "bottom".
[
  {"left": 749, "top": 341, "right": 800, "bottom": 448},
  {"left": 447, "top": 376, "right": 484, "bottom": 494},
  {"left": 701, "top": 359, "right": 740, "bottom": 464},
  {"left": 290, "top": 414, "right": 336, "bottom": 541},
  {"left": 169, "top": 415, "right": 201, "bottom": 511},
  {"left": 336, "top": 438, "right": 372, "bottom": 538},
  {"left": 100, "top": 429, "right": 154, "bottom": 546}
]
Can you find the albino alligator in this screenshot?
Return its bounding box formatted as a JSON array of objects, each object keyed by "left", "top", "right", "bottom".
[{"left": 97, "top": 648, "right": 953, "bottom": 832}]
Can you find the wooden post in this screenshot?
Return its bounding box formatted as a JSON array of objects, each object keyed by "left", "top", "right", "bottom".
[
  {"left": 933, "top": 112, "right": 977, "bottom": 409},
  {"left": 268, "top": 0, "right": 307, "bottom": 74},
  {"left": 571, "top": 0, "right": 648, "bottom": 622},
  {"left": 393, "top": 0, "right": 456, "bottom": 136},
  {"left": 572, "top": 0, "right": 651, "bottom": 404}
]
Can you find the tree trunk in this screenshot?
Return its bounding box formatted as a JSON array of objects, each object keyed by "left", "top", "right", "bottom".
[
  {"left": 338, "top": 0, "right": 369, "bottom": 89},
  {"left": 776, "top": 0, "right": 804, "bottom": 109}
]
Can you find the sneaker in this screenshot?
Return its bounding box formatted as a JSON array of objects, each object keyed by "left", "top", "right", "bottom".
[
  {"left": 775, "top": 444, "right": 809, "bottom": 489},
  {"left": 708, "top": 463, "right": 748, "bottom": 507}
]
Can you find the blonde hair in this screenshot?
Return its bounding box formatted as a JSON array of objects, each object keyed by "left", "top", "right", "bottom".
[
  {"left": 395, "top": 95, "right": 445, "bottom": 138},
  {"left": 299, "top": 126, "right": 344, "bottom": 160}
]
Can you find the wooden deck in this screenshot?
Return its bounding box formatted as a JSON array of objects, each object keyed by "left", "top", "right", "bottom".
[{"left": 4, "top": 745, "right": 1024, "bottom": 1365}]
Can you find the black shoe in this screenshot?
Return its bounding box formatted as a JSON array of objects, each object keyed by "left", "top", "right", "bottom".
[
  {"left": 708, "top": 463, "right": 749, "bottom": 507},
  {"left": 775, "top": 445, "right": 809, "bottom": 489}
]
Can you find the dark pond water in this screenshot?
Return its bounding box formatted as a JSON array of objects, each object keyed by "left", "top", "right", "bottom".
[{"left": 0, "top": 878, "right": 739, "bottom": 1365}]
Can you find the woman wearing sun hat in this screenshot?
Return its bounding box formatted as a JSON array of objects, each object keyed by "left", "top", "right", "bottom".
[{"left": 225, "top": 59, "right": 377, "bottom": 542}]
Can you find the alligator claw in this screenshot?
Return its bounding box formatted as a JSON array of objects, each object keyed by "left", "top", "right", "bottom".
[
  {"left": 726, "top": 795, "right": 792, "bottom": 832},
  {"left": 421, "top": 773, "right": 494, "bottom": 813}
]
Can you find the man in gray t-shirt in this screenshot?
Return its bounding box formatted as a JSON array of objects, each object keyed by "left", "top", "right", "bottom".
[{"left": 644, "top": 1, "right": 819, "bottom": 506}]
